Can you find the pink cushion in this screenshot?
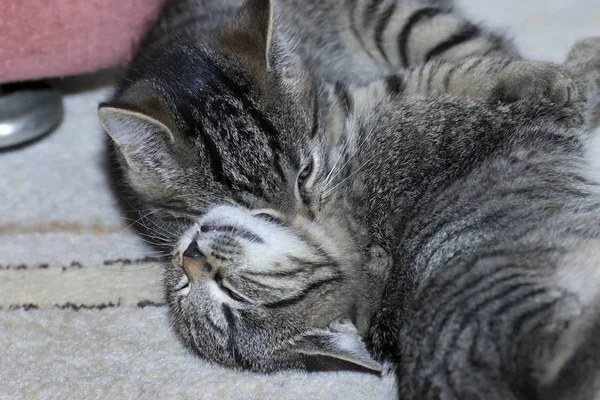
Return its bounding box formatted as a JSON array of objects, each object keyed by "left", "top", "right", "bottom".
[{"left": 0, "top": 0, "right": 167, "bottom": 84}]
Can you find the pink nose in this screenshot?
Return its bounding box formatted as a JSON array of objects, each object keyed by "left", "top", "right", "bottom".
[{"left": 182, "top": 241, "right": 210, "bottom": 280}]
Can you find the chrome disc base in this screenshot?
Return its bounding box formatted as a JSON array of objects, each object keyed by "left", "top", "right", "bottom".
[{"left": 0, "top": 83, "right": 64, "bottom": 149}]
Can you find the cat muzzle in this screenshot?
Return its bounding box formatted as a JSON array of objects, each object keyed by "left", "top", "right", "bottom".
[{"left": 182, "top": 240, "right": 211, "bottom": 281}]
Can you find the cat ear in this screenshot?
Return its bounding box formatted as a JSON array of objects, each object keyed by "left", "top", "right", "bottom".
[
  {"left": 291, "top": 320, "right": 382, "bottom": 372},
  {"left": 219, "top": 0, "right": 274, "bottom": 77},
  {"left": 98, "top": 85, "right": 177, "bottom": 169}
]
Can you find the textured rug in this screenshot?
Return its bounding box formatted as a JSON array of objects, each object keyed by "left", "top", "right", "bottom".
[{"left": 2, "top": 0, "right": 599, "bottom": 398}]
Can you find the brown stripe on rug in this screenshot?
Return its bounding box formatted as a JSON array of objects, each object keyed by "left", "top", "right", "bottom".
[
  {"left": 0, "top": 256, "right": 162, "bottom": 270},
  {"left": 0, "top": 221, "right": 124, "bottom": 235},
  {"left": 0, "top": 231, "right": 155, "bottom": 268},
  {"left": 0, "top": 261, "right": 164, "bottom": 310}
]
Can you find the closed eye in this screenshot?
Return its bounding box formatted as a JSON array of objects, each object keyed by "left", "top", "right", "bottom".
[
  {"left": 214, "top": 272, "right": 251, "bottom": 304},
  {"left": 252, "top": 209, "right": 285, "bottom": 225},
  {"left": 297, "top": 160, "right": 313, "bottom": 188},
  {"left": 254, "top": 212, "right": 283, "bottom": 225},
  {"left": 175, "top": 275, "right": 190, "bottom": 295}
]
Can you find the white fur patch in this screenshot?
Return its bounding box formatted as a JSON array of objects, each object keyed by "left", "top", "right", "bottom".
[
  {"left": 179, "top": 205, "right": 320, "bottom": 275},
  {"left": 585, "top": 126, "right": 600, "bottom": 179}
]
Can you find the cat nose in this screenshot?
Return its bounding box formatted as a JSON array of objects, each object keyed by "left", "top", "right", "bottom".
[{"left": 182, "top": 241, "right": 210, "bottom": 281}]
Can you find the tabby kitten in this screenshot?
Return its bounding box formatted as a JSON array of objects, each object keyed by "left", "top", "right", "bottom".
[
  {"left": 124, "top": 0, "right": 591, "bottom": 368},
  {"left": 167, "top": 35, "right": 600, "bottom": 400},
  {"left": 100, "top": 0, "right": 598, "bottom": 394}
]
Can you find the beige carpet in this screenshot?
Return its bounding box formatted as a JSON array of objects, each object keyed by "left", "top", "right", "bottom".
[{"left": 2, "top": 0, "right": 599, "bottom": 398}]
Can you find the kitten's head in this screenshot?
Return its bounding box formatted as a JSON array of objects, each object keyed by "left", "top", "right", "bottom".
[
  {"left": 99, "top": 0, "right": 327, "bottom": 245},
  {"left": 99, "top": 0, "right": 381, "bottom": 372},
  {"left": 165, "top": 203, "right": 384, "bottom": 372}
]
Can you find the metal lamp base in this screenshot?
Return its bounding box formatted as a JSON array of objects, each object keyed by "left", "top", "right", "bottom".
[{"left": 0, "top": 83, "right": 64, "bottom": 149}]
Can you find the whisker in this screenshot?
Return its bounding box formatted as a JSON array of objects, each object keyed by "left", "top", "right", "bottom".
[
  {"left": 323, "top": 138, "right": 349, "bottom": 188},
  {"left": 324, "top": 152, "right": 377, "bottom": 197},
  {"left": 327, "top": 123, "right": 375, "bottom": 187},
  {"left": 99, "top": 261, "right": 166, "bottom": 272}
]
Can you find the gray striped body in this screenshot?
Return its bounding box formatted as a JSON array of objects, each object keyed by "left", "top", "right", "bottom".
[
  {"left": 336, "top": 39, "right": 600, "bottom": 399},
  {"left": 275, "top": 0, "right": 518, "bottom": 85}
]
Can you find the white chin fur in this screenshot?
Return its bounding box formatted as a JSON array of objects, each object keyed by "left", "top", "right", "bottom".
[{"left": 176, "top": 204, "right": 339, "bottom": 274}]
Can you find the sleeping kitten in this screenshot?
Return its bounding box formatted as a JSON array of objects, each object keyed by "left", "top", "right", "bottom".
[
  {"left": 100, "top": 0, "right": 597, "bottom": 396},
  {"left": 167, "top": 36, "right": 600, "bottom": 400},
  {"left": 99, "top": 0, "right": 525, "bottom": 248}
]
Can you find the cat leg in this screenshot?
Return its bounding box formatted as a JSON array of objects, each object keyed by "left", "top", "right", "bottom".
[
  {"left": 322, "top": 56, "right": 577, "bottom": 153},
  {"left": 401, "top": 57, "right": 576, "bottom": 106},
  {"left": 345, "top": 0, "right": 518, "bottom": 69},
  {"left": 564, "top": 37, "right": 600, "bottom": 130},
  {"left": 359, "top": 37, "right": 600, "bottom": 119},
  {"left": 538, "top": 319, "right": 600, "bottom": 400},
  {"left": 535, "top": 241, "right": 600, "bottom": 400}
]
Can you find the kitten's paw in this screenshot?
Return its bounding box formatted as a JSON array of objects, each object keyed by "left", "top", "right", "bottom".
[
  {"left": 566, "top": 37, "right": 600, "bottom": 93},
  {"left": 566, "top": 37, "right": 600, "bottom": 66},
  {"left": 492, "top": 61, "right": 578, "bottom": 106},
  {"left": 537, "top": 65, "right": 579, "bottom": 106}
]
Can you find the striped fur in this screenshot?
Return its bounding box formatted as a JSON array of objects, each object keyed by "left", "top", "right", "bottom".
[
  {"left": 343, "top": 39, "right": 600, "bottom": 399},
  {"left": 159, "top": 41, "right": 600, "bottom": 383},
  {"left": 99, "top": 0, "right": 600, "bottom": 396},
  {"left": 281, "top": 0, "right": 518, "bottom": 85},
  {"left": 99, "top": 0, "right": 523, "bottom": 249}
]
